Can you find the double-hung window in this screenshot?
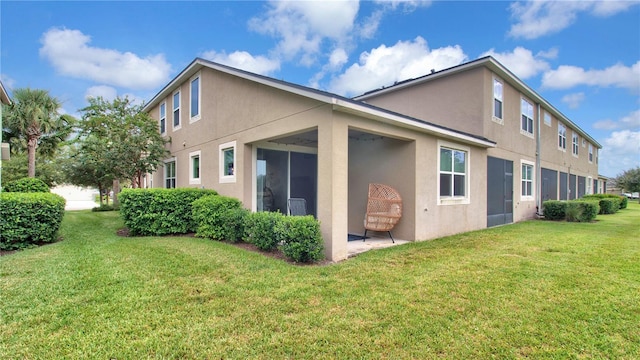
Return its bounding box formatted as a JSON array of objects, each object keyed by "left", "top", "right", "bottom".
[
  {"left": 544, "top": 112, "right": 551, "bottom": 126},
  {"left": 558, "top": 124, "right": 566, "bottom": 150},
  {"left": 173, "top": 91, "right": 181, "bottom": 129},
  {"left": 439, "top": 142, "right": 468, "bottom": 203},
  {"left": 521, "top": 161, "right": 534, "bottom": 199},
  {"left": 165, "top": 160, "right": 176, "bottom": 189},
  {"left": 159, "top": 102, "right": 166, "bottom": 134},
  {"left": 493, "top": 78, "right": 503, "bottom": 122},
  {"left": 190, "top": 74, "right": 201, "bottom": 122},
  {"left": 189, "top": 151, "right": 201, "bottom": 185},
  {"left": 588, "top": 144, "right": 593, "bottom": 163},
  {"left": 572, "top": 132, "right": 579, "bottom": 156},
  {"left": 521, "top": 98, "right": 534, "bottom": 136}
]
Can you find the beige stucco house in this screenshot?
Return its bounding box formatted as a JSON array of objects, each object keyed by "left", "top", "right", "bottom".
[{"left": 143, "top": 57, "right": 601, "bottom": 262}]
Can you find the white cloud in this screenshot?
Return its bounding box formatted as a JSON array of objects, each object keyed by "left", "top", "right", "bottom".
[
  {"left": 374, "top": 0, "right": 432, "bottom": 11},
  {"left": 561, "top": 92, "right": 585, "bottom": 109},
  {"left": 329, "top": 36, "right": 467, "bottom": 96},
  {"left": 1, "top": 74, "right": 16, "bottom": 90},
  {"left": 508, "top": 0, "right": 638, "bottom": 39},
  {"left": 39, "top": 27, "right": 171, "bottom": 90},
  {"left": 85, "top": 85, "right": 118, "bottom": 102},
  {"left": 542, "top": 61, "right": 640, "bottom": 90},
  {"left": 329, "top": 48, "right": 349, "bottom": 69},
  {"left": 594, "top": 109, "right": 640, "bottom": 130},
  {"left": 481, "top": 47, "right": 551, "bottom": 79},
  {"left": 599, "top": 129, "right": 640, "bottom": 176},
  {"left": 201, "top": 50, "right": 280, "bottom": 75}
]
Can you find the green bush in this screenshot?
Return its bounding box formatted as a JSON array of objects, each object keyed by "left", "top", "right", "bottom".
[
  {"left": 0, "top": 192, "right": 66, "bottom": 250},
  {"left": 3, "top": 177, "right": 50, "bottom": 193},
  {"left": 92, "top": 204, "right": 117, "bottom": 212},
  {"left": 582, "top": 194, "right": 627, "bottom": 210},
  {"left": 276, "top": 216, "right": 324, "bottom": 263},
  {"left": 193, "top": 195, "right": 248, "bottom": 242},
  {"left": 542, "top": 200, "right": 566, "bottom": 220},
  {"left": 243, "top": 211, "right": 285, "bottom": 251},
  {"left": 565, "top": 200, "right": 599, "bottom": 222},
  {"left": 598, "top": 198, "right": 620, "bottom": 214},
  {"left": 119, "top": 188, "right": 217, "bottom": 236}
]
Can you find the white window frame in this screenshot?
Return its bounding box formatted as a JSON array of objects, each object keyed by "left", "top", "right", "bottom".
[
  {"left": 189, "top": 72, "right": 201, "bottom": 123},
  {"left": 437, "top": 140, "right": 470, "bottom": 205},
  {"left": 544, "top": 111, "right": 551, "bottom": 126},
  {"left": 572, "top": 132, "right": 579, "bottom": 157},
  {"left": 520, "top": 97, "right": 534, "bottom": 137},
  {"left": 492, "top": 77, "right": 503, "bottom": 124},
  {"left": 558, "top": 124, "right": 567, "bottom": 151},
  {"left": 172, "top": 90, "right": 181, "bottom": 131},
  {"left": 219, "top": 141, "right": 237, "bottom": 184},
  {"left": 159, "top": 102, "right": 166, "bottom": 135},
  {"left": 520, "top": 160, "right": 535, "bottom": 201},
  {"left": 588, "top": 144, "right": 593, "bottom": 163},
  {"left": 164, "top": 158, "right": 177, "bottom": 189},
  {"left": 189, "top": 150, "right": 201, "bottom": 185},
  {"left": 586, "top": 176, "right": 593, "bottom": 195}
]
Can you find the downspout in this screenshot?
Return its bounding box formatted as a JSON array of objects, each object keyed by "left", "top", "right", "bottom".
[{"left": 535, "top": 103, "right": 542, "bottom": 214}]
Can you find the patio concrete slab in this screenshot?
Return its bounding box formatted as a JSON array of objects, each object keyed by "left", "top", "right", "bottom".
[{"left": 347, "top": 235, "right": 409, "bottom": 257}]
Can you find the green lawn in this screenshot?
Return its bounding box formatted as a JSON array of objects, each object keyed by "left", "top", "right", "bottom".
[{"left": 1, "top": 204, "right": 639, "bottom": 359}]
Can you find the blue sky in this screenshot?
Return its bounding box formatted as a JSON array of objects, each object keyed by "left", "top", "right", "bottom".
[{"left": 1, "top": 0, "right": 639, "bottom": 178}]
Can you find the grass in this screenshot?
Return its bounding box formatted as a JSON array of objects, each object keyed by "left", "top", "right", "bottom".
[{"left": 1, "top": 204, "right": 639, "bottom": 359}]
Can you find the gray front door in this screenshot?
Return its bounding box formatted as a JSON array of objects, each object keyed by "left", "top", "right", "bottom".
[{"left": 487, "top": 156, "right": 513, "bottom": 227}]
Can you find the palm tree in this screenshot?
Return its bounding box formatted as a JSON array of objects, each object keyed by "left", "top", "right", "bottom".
[{"left": 2, "top": 88, "right": 67, "bottom": 177}]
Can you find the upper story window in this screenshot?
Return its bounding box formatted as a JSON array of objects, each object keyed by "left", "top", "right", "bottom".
[
  {"left": 173, "top": 91, "right": 181, "bottom": 130},
  {"left": 588, "top": 144, "right": 593, "bottom": 163},
  {"left": 438, "top": 141, "right": 469, "bottom": 204},
  {"left": 190, "top": 74, "right": 201, "bottom": 122},
  {"left": 544, "top": 112, "right": 551, "bottom": 126},
  {"left": 521, "top": 98, "right": 534, "bottom": 136},
  {"left": 165, "top": 160, "right": 176, "bottom": 189},
  {"left": 558, "top": 124, "right": 567, "bottom": 151},
  {"left": 572, "top": 132, "right": 579, "bottom": 156},
  {"left": 189, "top": 150, "right": 201, "bottom": 185},
  {"left": 521, "top": 161, "right": 534, "bottom": 200},
  {"left": 493, "top": 78, "right": 503, "bottom": 122},
  {"left": 159, "top": 102, "right": 166, "bottom": 134}
]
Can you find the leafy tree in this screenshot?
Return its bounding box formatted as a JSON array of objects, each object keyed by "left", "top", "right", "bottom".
[
  {"left": 1, "top": 153, "right": 67, "bottom": 187},
  {"left": 2, "top": 88, "right": 74, "bottom": 177},
  {"left": 616, "top": 166, "right": 640, "bottom": 202},
  {"left": 76, "top": 96, "right": 169, "bottom": 195},
  {"left": 63, "top": 138, "right": 115, "bottom": 205}
]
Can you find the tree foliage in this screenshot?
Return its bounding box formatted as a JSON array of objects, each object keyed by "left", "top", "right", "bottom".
[
  {"left": 1, "top": 153, "right": 67, "bottom": 187},
  {"left": 616, "top": 166, "right": 640, "bottom": 195},
  {"left": 74, "top": 96, "right": 169, "bottom": 190},
  {"left": 2, "top": 88, "right": 75, "bottom": 177}
]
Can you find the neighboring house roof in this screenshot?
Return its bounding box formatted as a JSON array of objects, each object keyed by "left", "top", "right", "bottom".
[
  {"left": 0, "top": 80, "right": 11, "bottom": 105},
  {"left": 143, "top": 58, "right": 496, "bottom": 148},
  {"left": 354, "top": 56, "right": 602, "bottom": 149}
]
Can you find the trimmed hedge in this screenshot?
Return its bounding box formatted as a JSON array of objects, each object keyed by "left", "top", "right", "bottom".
[
  {"left": 0, "top": 192, "right": 66, "bottom": 250},
  {"left": 582, "top": 194, "right": 626, "bottom": 211},
  {"left": 243, "top": 211, "right": 285, "bottom": 251},
  {"left": 3, "top": 177, "right": 50, "bottom": 193},
  {"left": 193, "top": 195, "right": 248, "bottom": 242},
  {"left": 276, "top": 215, "right": 324, "bottom": 263},
  {"left": 565, "top": 200, "right": 599, "bottom": 222},
  {"left": 119, "top": 188, "right": 217, "bottom": 236},
  {"left": 542, "top": 200, "right": 566, "bottom": 220}
]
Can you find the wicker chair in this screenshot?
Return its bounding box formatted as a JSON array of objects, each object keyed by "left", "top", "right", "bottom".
[
  {"left": 363, "top": 183, "right": 402, "bottom": 243},
  {"left": 288, "top": 198, "right": 307, "bottom": 216}
]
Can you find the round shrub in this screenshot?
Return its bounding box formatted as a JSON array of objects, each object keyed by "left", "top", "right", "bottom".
[
  {"left": 192, "top": 195, "right": 248, "bottom": 242},
  {"left": 0, "top": 192, "right": 66, "bottom": 250},
  {"left": 565, "top": 200, "right": 599, "bottom": 222},
  {"left": 243, "top": 211, "right": 285, "bottom": 251},
  {"left": 542, "top": 200, "right": 566, "bottom": 220},
  {"left": 3, "top": 177, "right": 50, "bottom": 193},
  {"left": 276, "top": 215, "right": 324, "bottom": 263}
]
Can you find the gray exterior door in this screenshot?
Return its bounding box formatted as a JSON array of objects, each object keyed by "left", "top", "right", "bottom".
[
  {"left": 541, "top": 168, "right": 558, "bottom": 201},
  {"left": 487, "top": 156, "right": 513, "bottom": 227},
  {"left": 560, "top": 172, "right": 568, "bottom": 200},
  {"left": 578, "top": 176, "right": 586, "bottom": 198},
  {"left": 570, "top": 174, "right": 577, "bottom": 199}
]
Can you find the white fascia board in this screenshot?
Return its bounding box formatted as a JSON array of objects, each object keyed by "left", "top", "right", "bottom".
[{"left": 331, "top": 98, "right": 496, "bottom": 148}]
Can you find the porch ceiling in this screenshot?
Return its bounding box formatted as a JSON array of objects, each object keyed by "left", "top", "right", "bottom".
[{"left": 268, "top": 129, "right": 386, "bottom": 148}]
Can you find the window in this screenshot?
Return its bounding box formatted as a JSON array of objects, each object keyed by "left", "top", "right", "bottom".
[
  {"left": 159, "top": 102, "right": 166, "bottom": 134},
  {"left": 219, "top": 141, "right": 236, "bottom": 183},
  {"left": 189, "top": 151, "right": 201, "bottom": 184},
  {"left": 165, "top": 160, "right": 176, "bottom": 189},
  {"left": 558, "top": 124, "right": 566, "bottom": 150},
  {"left": 544, "top": 112, "right": 551, "bottom": 126},
  {"left": 521, "top": 98, "right": 534, "bottom": 136},
  {"left": 190, "top": 74, "right": 200, "bottom": 122},
  {"left": 493, "top": 78, "right": 503, "bottom": 122},
  {"left": 521, "top": 161, "right": 534, "bottom": 199},
  {"left": 438, "top": 142, "right": 469, "bottom": 204},
  {"left": 572, "top": 132, "right": 579, "bottom": 156},
  {"left": 589, "top": 144, "right": 593, "bottom": 163},
  {"left": 587, "top": 176, "right": 593, "bottom": 195},
  {"left": 173, "top": 91, "right": 180, "bottom": 129},
  {"left": 596, "top": 149, "right": 599, "bottom": 164}
]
